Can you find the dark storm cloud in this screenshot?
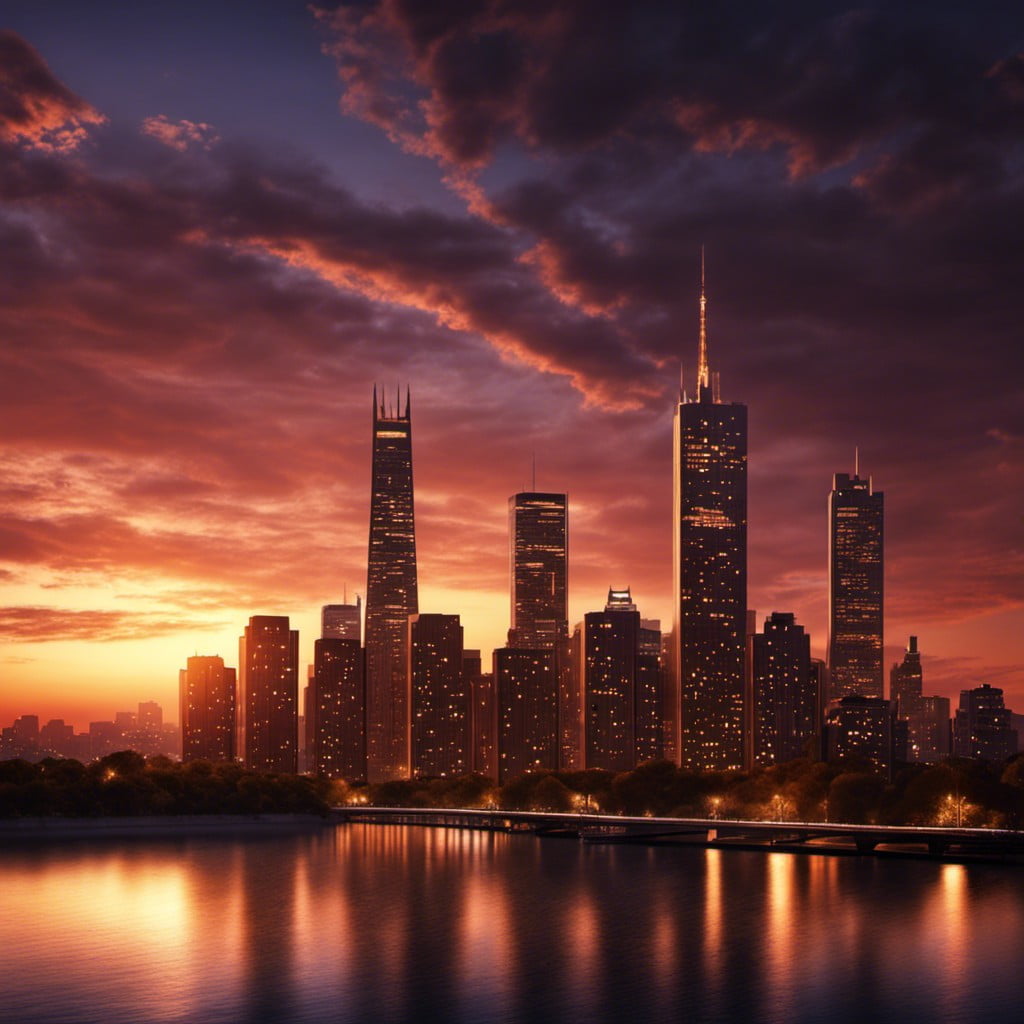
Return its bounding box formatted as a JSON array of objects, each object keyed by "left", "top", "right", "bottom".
[{"left": 0, "top": 29, "right": 105, "bottom": 150}]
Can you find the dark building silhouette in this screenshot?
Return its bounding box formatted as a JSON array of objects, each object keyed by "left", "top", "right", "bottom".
[
  {"left": 828, "top": 466, "right": 884, "bottom": 699},
  {"left": 310, "top": 638, "right": 365, "bottom": 780},
  {"left": 673, "top": 252, "right": 747, "bottom": 770},
  {"left": 637, "top": 618, "right": 664, "bottom": 764},
  {"left": 239, "top": 615, "right": 298, "bottom": 773},
  {"left": 495, "top": 647, "right": 559, "bottom": 782},
  {"left": 465, "top": 651, "right": 497, "bottom": 779},
  {"left": 748, "top": 612, "right": 818, "bottom": 768},
  {"left": 365, "top": 387, "right": 418, "bottom": 782},
  {"left": 579, "top": 589, "right": 664, "bottom": 771},
  {"left": 179, "top": 655, "right": 236, "bottom": 762},
  {"left": 582, "top": 589, "right": 639, "bottom": 773},
  {"left": 408, "top": 614, "right": 470, "bottom": 778},
  {"left": 508, "top": 492, "right": 568, "bottom": 649},
  {"left": 824, "top": 695, "right": 897, "bottom": 778},
  {"left": 322, "top": 598, "right": 362, "bottom": 642},
  {"left": 889, "top": 636, "right": 951, "bottom": 763},
  {"left": 953, "top": 684, "right": 1018, "bottom": 761}
]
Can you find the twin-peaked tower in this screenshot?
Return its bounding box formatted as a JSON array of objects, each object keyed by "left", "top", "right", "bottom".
[
  {"left": 673, "top": 251, "right": 748, "bottom": 771},
  {"left": 365, "top": 386, "right": 418, "bottom": 782}
]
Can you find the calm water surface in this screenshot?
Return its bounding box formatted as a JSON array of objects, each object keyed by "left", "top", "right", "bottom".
[{"left": 2, "top": 824, "right": 1023, "bottom": 1023}]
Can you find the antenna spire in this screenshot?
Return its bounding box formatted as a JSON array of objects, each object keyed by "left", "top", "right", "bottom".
[
  {"left": 697, "top": 245, "right": 710, "bottom": 398},
  {"left": 855, "top": 446, "right": 860, "bottom": 477}
]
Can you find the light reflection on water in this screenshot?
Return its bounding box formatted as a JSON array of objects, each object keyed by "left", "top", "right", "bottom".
[{"left": 3, "top": 826, "right": 1024, "bottom": 1023}]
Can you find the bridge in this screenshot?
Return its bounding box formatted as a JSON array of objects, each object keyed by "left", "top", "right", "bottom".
[{"left": 332, "top": 806, "right": 1024, "bottom": 861}]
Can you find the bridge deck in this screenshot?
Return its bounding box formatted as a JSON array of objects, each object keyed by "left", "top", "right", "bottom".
[{"left": 332, "top": 807, "right": 1024, "bottom": 862}]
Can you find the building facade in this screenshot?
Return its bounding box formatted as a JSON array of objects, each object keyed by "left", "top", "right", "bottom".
[
  {"left": 322, "top": 598, "right": 362, "bottom": 642},
  {"left": 953, "top": 684, "right": 1018, "bottom": 761},
  {"left": 673, "top": 254, "right": 747, "bottom": 770},
  {"left": 508, "top": 492, "right": 568, "bottom": 650},
  {"left": 180, "top": 655, "right": 236, "bottom": 763},
  {"left": 310, "top": 638, "right": 365, "bottom": 780},
  {"left": 495, "top": 647, "right": 559, "bottom": 782},
  {"left": 239, "top": 615, "right": 298, "bottom": 773},
  {"left": 364, "top": 387, "right": 418, "bottom": 782},
  {"left": 748, "top": 612, "right": 818, "bottom": 768},
  {"left": 828, "top": 468, "right": 884, "bottom": 699},
  {"left": 408, "top": 614, "right": 470, "bottom": 778}
]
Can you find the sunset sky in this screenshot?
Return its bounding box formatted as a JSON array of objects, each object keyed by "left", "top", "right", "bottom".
[{"left": 2, "top": 1, "right": 1021, "bottom": 729}]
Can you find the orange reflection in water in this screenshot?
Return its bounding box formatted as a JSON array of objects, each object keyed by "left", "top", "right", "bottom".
[{"left": 2, "top": 850, "right": 245, "bottom": 1021}]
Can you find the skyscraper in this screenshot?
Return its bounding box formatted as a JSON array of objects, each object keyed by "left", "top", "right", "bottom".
[
  {"left": 748, "top": 612, "right": 818, "bottom": 767},
  {"left": 828, "top": 466, "right": 884, "bottom": 699},
  {"left": 952, "top": 684, "right": 1018, "bottom": 761},
  {"left": 365, "top": 386, "right": 418, "bottom": 782},
  {"left": 180, "top": 655, "right": 236, "bottom": 763},
  {"left": 495, "top": 647, "right": 559, "bottom": 782},
  {"left": 310, "top": 638, "right": 365, "bottom": 780},
  {"left": 238, "top": 615, "right": 298, "bottom": 773},
  {"left": 408, "top": 614, "right": 470, "bottom": 777},
  {"left": 673, "top": 252, "right": 748, "bottom": 770},
  {"left": 508, "top": 491, "right": 568, "bottom": 649}
]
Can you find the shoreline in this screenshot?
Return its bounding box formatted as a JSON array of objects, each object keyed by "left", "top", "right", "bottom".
[{"left": 0, "top": 813, "right": 331, "bottom": 842}]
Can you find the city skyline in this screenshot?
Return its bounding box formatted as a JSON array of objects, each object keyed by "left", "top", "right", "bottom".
[{"left": 1, "top": 3, "right": 1022, "bottom": 727}]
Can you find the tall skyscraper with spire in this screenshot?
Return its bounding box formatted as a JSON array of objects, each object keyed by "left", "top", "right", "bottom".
[
  {"left": 364, "top": 386, "right": 418, "bottom": 782},
  {"left": 827, "top": 463, "right": 883, "bottom": 699},
  {"left": 673, "top": 250, "right": 748, "bottom": 770}
]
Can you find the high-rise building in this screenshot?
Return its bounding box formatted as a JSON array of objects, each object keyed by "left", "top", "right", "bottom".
[
  {"left": 495, "top": 647, "right": 559, "bottom": 782},
  {"left": 310, "top": 638, "right": 365, "bottom": 780},
  {"left": 365, "top": 387, "right": 418, "bottom": 782},
  {"left": 465, "top": 651, "right": 497, "bottom": 779},
  {"left": 508, "top": 492, "right": 568, "bottom": 649},
  {"left": 824, "top": 695, "right": 897, "bottom": 778},
  {"left": 828, "top": 466, "right": 884, "bottom": 699},
  {"left": 180, "top": 656, "right": 236, "bottom": 763},
  {"left": 636, "top": 619, "right": 664, "bottom": 764},
  {"left": 673, "top": 252, "right": 748, "bottom": 770},
  {"left": 917, "top": 694, "right": 951, "bottom": 763},
  {"left": 952, "top": 684, "right": 1018, "bottom": 761},
  {"left": 748, "top": 612, "right": 818, "bottom": 768},
  {"left": 322, "top": 598, "right": 362, "bottom": 642},
  {"left": 582, "top": 590, "right": 639, "bottom": 773},
  {"left": 239, "top": 615, "right": 299, "bottom": 773},
  {"left": 408, "top": 614, "right": 470, "bottom": 778}
]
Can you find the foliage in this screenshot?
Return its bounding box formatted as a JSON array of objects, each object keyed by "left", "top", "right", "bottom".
[{"left": 0, "top": 752, "right": 330, "bottom": 818}]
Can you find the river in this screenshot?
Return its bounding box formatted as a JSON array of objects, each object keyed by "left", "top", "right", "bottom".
[{"left": 2, "top": 823, "right": 1022, "bottom": 1023}]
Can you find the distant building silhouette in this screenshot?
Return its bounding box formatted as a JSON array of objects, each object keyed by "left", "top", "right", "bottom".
[
  {"left": 310, "top": 638, "right": 365, "bottom": 780},
  {"left": 748, "top": 612, "right": 818, "bottom": 767},
  {"left": 508, "top": 492, "right": 568, "bottom": 649},
  {"left": 828, "top": 467, "right": 884, "bottom": 699},
  {"left": 953, "top": 684, "right": 1018, "bottom": 761},
  {"left": 365, "top": 387, "right": 418, "bottom": 782},
  {"left": 673, "top": 251, "right": 747, "bottom": 770},
  {"left": 180, "top": 655, "right": 236, "bottom": 763},
  {"left": 889, "top": 636, "right": 951, "bottom": 763},
  {"left": 239, "top": 615, "right": 298, "bottom": 772},
  {"left": 322, "top": 598, "right": 362, "bottom": 642},
  {"left": 408, "top": 614, "right": 470, "bottom": 778}
]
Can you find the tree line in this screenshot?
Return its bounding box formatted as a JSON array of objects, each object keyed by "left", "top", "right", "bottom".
[
  {"left": 5, "top": 752, "right": 1024, "bottom": 827},
  {"left": 0, "top": 751, "right": 332, "bottom": 818},
  {"left": 361, "top": 756, "right": 1024, "bottom": 829}
]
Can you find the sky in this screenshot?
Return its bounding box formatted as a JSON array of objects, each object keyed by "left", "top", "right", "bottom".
[{"left": 1, "top": 0, "right": 1021, "bottom": 729}]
